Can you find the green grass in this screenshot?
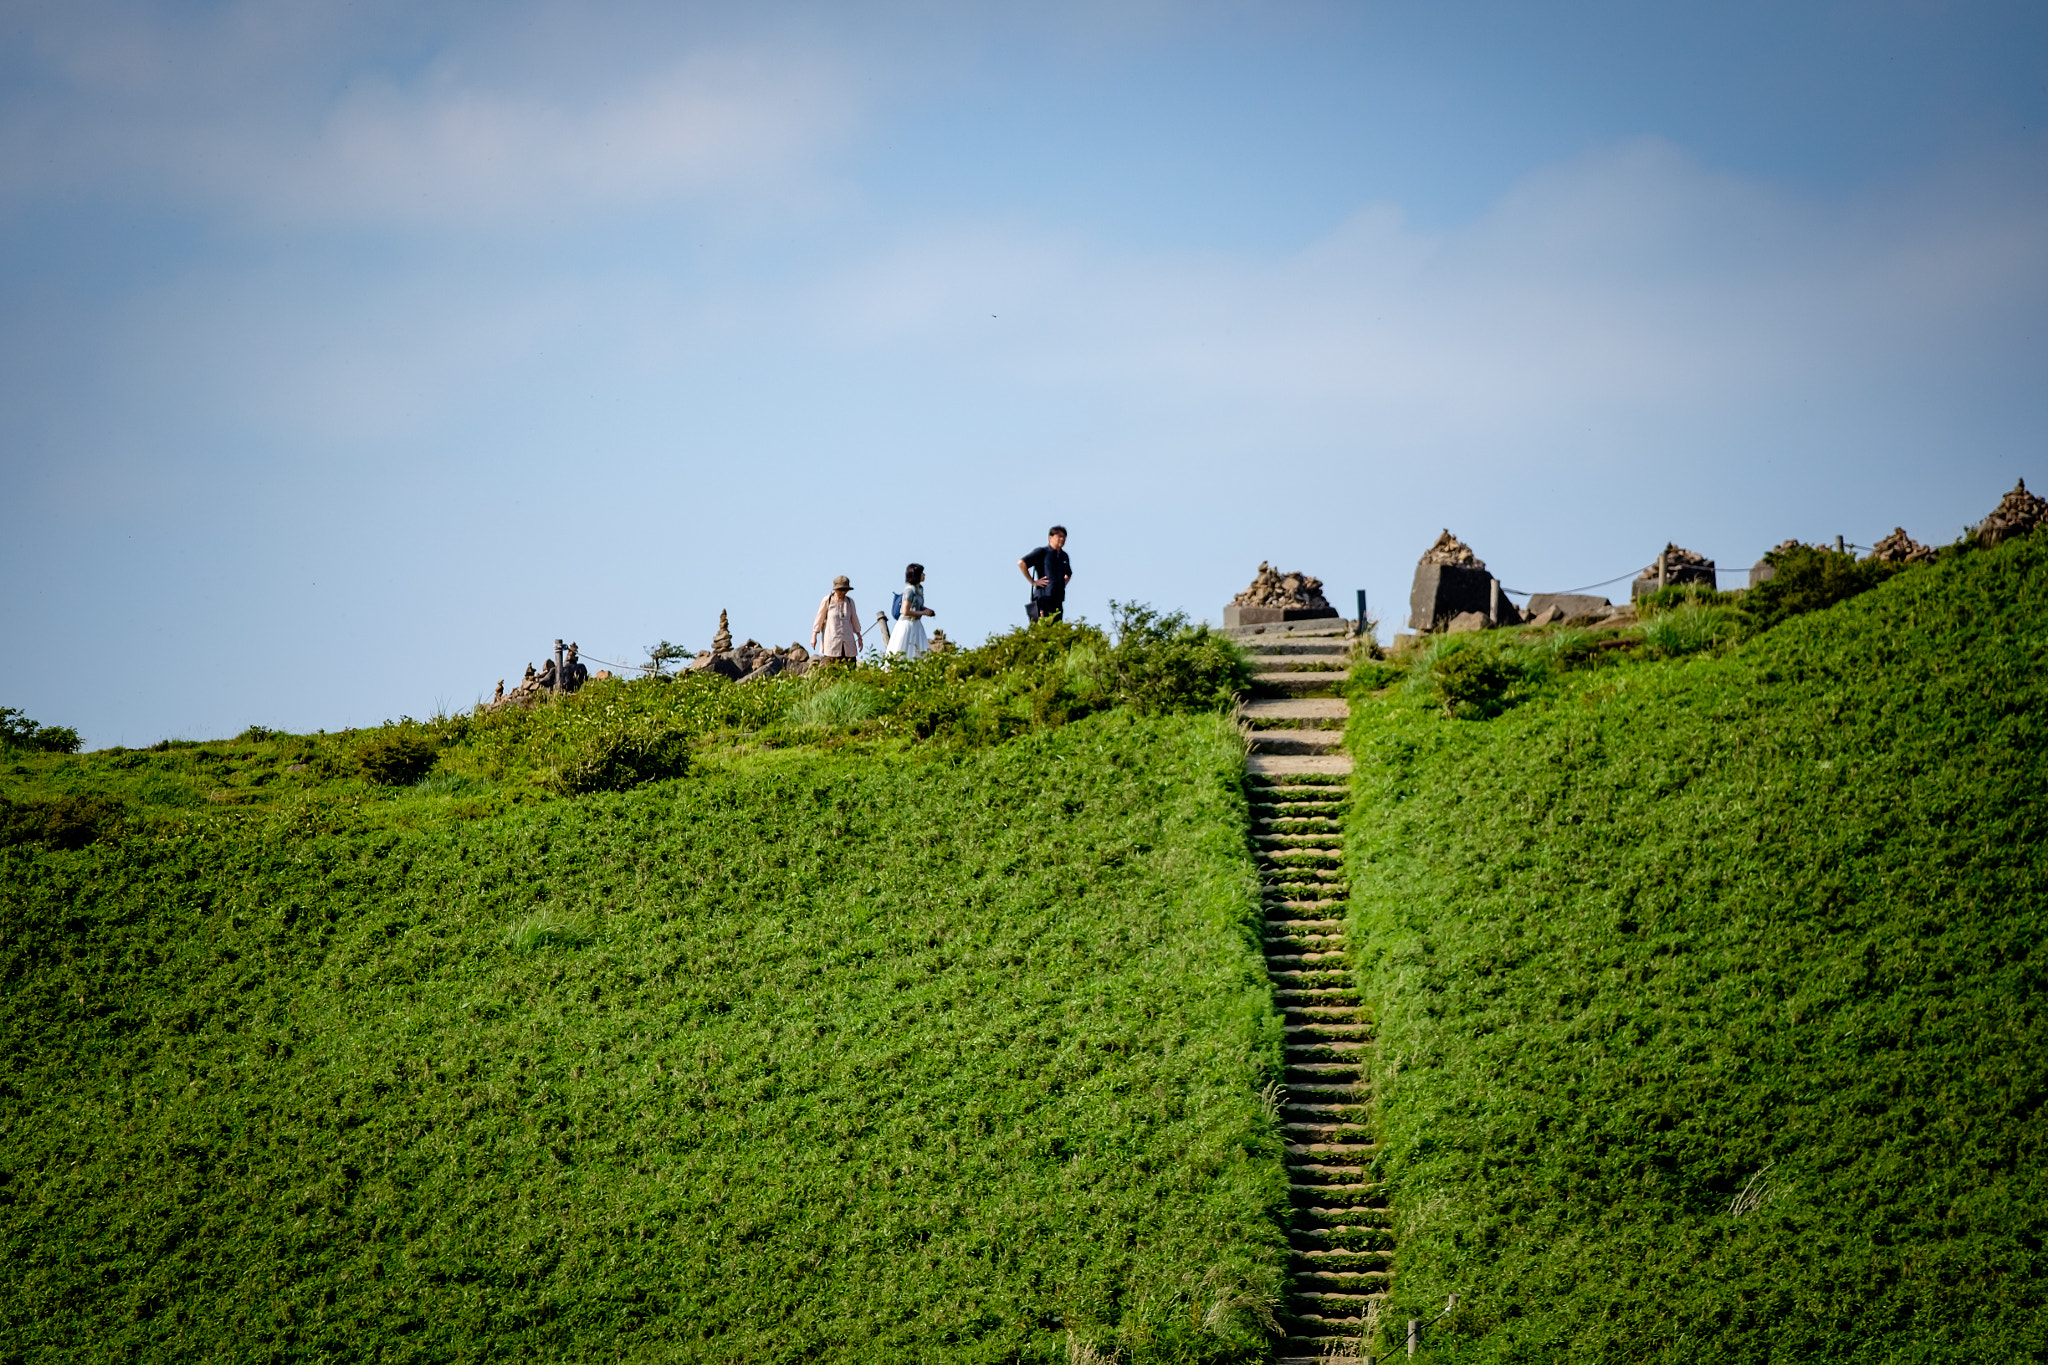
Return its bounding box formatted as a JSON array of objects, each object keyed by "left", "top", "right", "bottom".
[
  {"left": 1344, "top": 533, "right": 2048, "bottom": 1362},
  {"left": 0, "top": 711, "right": 1288, "bottom": 1363}
]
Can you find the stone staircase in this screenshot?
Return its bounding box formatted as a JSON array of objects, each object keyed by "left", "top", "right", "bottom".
[{"left": 1228, "top": 619, "right": 1387, "bottom": 1362}]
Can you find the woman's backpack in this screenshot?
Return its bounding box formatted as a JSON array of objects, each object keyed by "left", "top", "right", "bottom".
[{"left": 890, "top": 591, "right": 904, "bottom": 620}]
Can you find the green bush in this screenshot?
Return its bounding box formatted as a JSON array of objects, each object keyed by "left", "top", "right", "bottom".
[
  {"left": 357, "top": 730, "right": 438, "bottom": 785},
  {"left": 1742, "top": 542, "right": 1900, "bottom": 635},
  {"left": 0, "top": 793, "right": 127, "bottom": 849},
  {"left": 0, "top": 707, "right": 81, "bottom": 754},
  {"left": 1106, "top": 602, "right": 1251, "bottom": 715},
  {"left": 1430, "top": 646, "right": 1525, "bottom": 719},
  {"left": 551, "top": 724, "right": 690, "bottom": 794}
]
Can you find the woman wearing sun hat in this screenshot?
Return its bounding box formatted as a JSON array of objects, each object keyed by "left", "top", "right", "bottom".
[{"left": 811, "top": 575, "right": 864, "bottom": 660}]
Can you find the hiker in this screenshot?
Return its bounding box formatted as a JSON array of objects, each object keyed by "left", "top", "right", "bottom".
[
  {"left": 887, "top": 563, "right": 936, "bottom": 659},
  {"left": 811, "top": 575, "right": 864, "bottom": 660},
  {"left": 1018, "top": 525, "right": 1072, "bottom": 623}
]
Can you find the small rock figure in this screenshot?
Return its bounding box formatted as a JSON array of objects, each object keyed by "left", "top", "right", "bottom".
[
  {"left": 562, "top": 642, "right": 589, "bottom": 693},
  {"left": 493, "top": 680, "right": 505, "bottom": 703},
  {"left": 713, "top": 611, "right": 734, "bottom": 654}
]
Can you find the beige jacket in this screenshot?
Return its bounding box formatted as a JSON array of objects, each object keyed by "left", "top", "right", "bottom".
[{"left": 812, "top": 592, "right": 862, "bottom": 657}]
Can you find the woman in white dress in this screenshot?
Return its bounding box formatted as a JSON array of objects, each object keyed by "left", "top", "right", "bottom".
[{"left": 886, "top": 563, "right": 936, "bottom": 659}]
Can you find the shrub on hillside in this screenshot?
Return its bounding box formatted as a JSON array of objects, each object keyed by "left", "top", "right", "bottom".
[
  {"left": 1431, "top": 647, "right": 1525, "bottom": 719},
  {"left": 0, "top": 707, "right": 81, "bottom": 754},
  {"left": 1743, "top": 543, "right": 1901, "bottom": 635},
  {"left": 1105, "top": 601, "right": 1251, "bottom": 715},
  {"left": 357, "top": 730, "right": 439, "bottom": 785},
  {"left": 0, "top": 792, "right": 128, "bottom": 849},
  {"left": 552, "top": 725, "right": 690, "bottom": 794}
]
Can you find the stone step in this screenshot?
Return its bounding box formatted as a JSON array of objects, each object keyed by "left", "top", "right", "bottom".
[
  {"left": 1250, "top": 732, "right": 1346, "bottom": 754},
  {"left": 1240, "top": 697, "right": 1351, "bottom": 721},
  {"left": 1248, "top": 753, "right": 1353, "bottom": 778}
]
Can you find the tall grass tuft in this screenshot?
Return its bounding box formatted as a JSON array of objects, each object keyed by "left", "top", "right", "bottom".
[{"left": 785, "top": 679, "right": 886, "bottom": 731}]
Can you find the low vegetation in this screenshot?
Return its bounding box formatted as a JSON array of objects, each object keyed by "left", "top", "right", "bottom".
[
  {"left": 1343, "top": 532, "right": 2048, "bottom": 1361},
  {"left": 1, "top": 693, "right": 1289, "bottom": 1362}
]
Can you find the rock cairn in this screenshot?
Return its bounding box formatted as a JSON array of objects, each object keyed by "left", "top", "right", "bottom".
[
  {"left": 928, "top": 629, "right": 955, "bottom": 655},
  {"left": 687, "top": 614, "right": 811, "bottom": 683},
  {"left": 1418, "top": 530, "right": 1485, "bottom": 571},
  {"left": 1634, "top": 544, "right": 1716, "bottom": 595},
  {"left": 1233, "top": 562, "right": 1333, "bottom": 613},
  {"left": 1977, "top": 478, "right": 2047, "bottom": 547},
  {"left": 1866, "top": 527, "right": 1935, "bottom": 564}
]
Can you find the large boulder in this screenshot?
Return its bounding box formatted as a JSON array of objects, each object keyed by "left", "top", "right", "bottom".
[{"left": 1526, "top": 592, "right": 1612, "bottom": 618}]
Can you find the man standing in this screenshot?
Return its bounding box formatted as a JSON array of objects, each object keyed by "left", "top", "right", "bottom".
[{"left": 1018, "top": 526, "right": 1072, "bottom": 624}]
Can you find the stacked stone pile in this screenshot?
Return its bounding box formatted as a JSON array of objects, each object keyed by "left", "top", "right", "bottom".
[
  {"left": 1867, "top": 527, "right": 1935, "bottom": 564},
  {"left": 1418, "top": 530, "right": 1484, "bottom": 570},
  {"left": 1632, "top": 544, "right": 1717, "bottom": 598},
  {"left": 687, "top": 612, "right": 812, "bottom": 683},
  {"left": 1234, "top": 562, "right": 1333, "bottom": 612},
  {"left": 1226, "top": 563, "right": 1339, "bottom": 627},
  {"left": 1977, "top": 478, "right": 2046, "bottom": 547}
]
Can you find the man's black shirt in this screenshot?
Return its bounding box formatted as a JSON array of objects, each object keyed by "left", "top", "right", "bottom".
[{"left": 1021, "top": 544, "right": 1072, "bottom": 601}]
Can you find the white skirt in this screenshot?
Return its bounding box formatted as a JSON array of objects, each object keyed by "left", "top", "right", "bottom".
[{"left": 887, "top": 613, "right": 929, "bottom": 659}]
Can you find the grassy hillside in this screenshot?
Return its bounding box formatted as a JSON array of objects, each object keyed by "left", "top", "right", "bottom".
[
  {"left": 1, "top": 700, "right": 1287, "bottom": 1362},
  {"left": 1345, "top": 534, "right": 2048, "bottom": 1361}
]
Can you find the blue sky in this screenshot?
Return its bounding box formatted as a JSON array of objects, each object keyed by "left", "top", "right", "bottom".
[{"left": 4, "top": 0, "right": 2045, "bottom": 746}]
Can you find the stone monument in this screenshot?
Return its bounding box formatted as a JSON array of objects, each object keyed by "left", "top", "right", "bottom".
[{"left": 1408, "top": 531, "right": 1516, "bottom": 631}]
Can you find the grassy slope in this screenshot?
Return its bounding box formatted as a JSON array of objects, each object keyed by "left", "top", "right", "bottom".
[
  {"left": 1, "top": 712, "right": 1285, "bottom": 1364},
  {"left": 1347, "top": 535, "right": 2048, "bottom": 1362}
]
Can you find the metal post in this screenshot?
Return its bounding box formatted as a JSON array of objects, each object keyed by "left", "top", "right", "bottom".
[
  {"left": 1356, "top": 588, "right": 1368, "bottom": 637},
  {"left": 1408, "top": 1318, "right": 1419, "bottom": 1357},
  {"left": 554, "top": 639, "right": 565, "bottom": 691}
]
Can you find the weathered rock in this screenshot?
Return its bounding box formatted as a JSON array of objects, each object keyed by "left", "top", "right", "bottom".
[
  {"left": 928, "top": 629, "right": 954, "bottom": 654},
  {"left": 1525, "top": 606, "right": 1563, "bottom": 628},
  {"left": 1976, "top": 478, "right": 2046, "bottom": 547},
  {"left": 1527, "top": 592, "right": 1611, "bottom": 618},
  {"left": 1445, "top": 610, "right": 1490, "bottom": 633},
  {"left": 1419, "top": 530, "right": 1485, "bottom": 571},
  {"left": 1632, "top": 544, "right": 1717, "bottom": 599},
  {"left": 1867, "top": 526, "right": 1935, "bottom": 564}
]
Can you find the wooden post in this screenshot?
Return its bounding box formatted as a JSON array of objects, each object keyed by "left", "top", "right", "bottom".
[
  {"left": 1408, "top": 1318, "right": 1419, "bottom": 1357},
  {"left": 1356, "top": 588, "right": 1368, "bottom": 637},
  {"left": 1658, "top": 547, "right": 1668, "bottom": 591},
  {"left": 554, "top": 639, "right": 565, "bottom": 691},
  {"left": 1835, "top": 534, "right": 1845, "bottom": 554}
]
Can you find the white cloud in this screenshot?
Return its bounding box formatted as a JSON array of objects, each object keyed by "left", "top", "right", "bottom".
[
  {"left": 0, "top": 3, "right": 861, "bottom": 226},
  {"left": 810, "top": 138, "right": 2048, "bottom": 444}
]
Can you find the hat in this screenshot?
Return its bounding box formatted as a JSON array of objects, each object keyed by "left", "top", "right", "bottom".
[{"left": 833, "top": 574, "right": 852, "bottom": 590}]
